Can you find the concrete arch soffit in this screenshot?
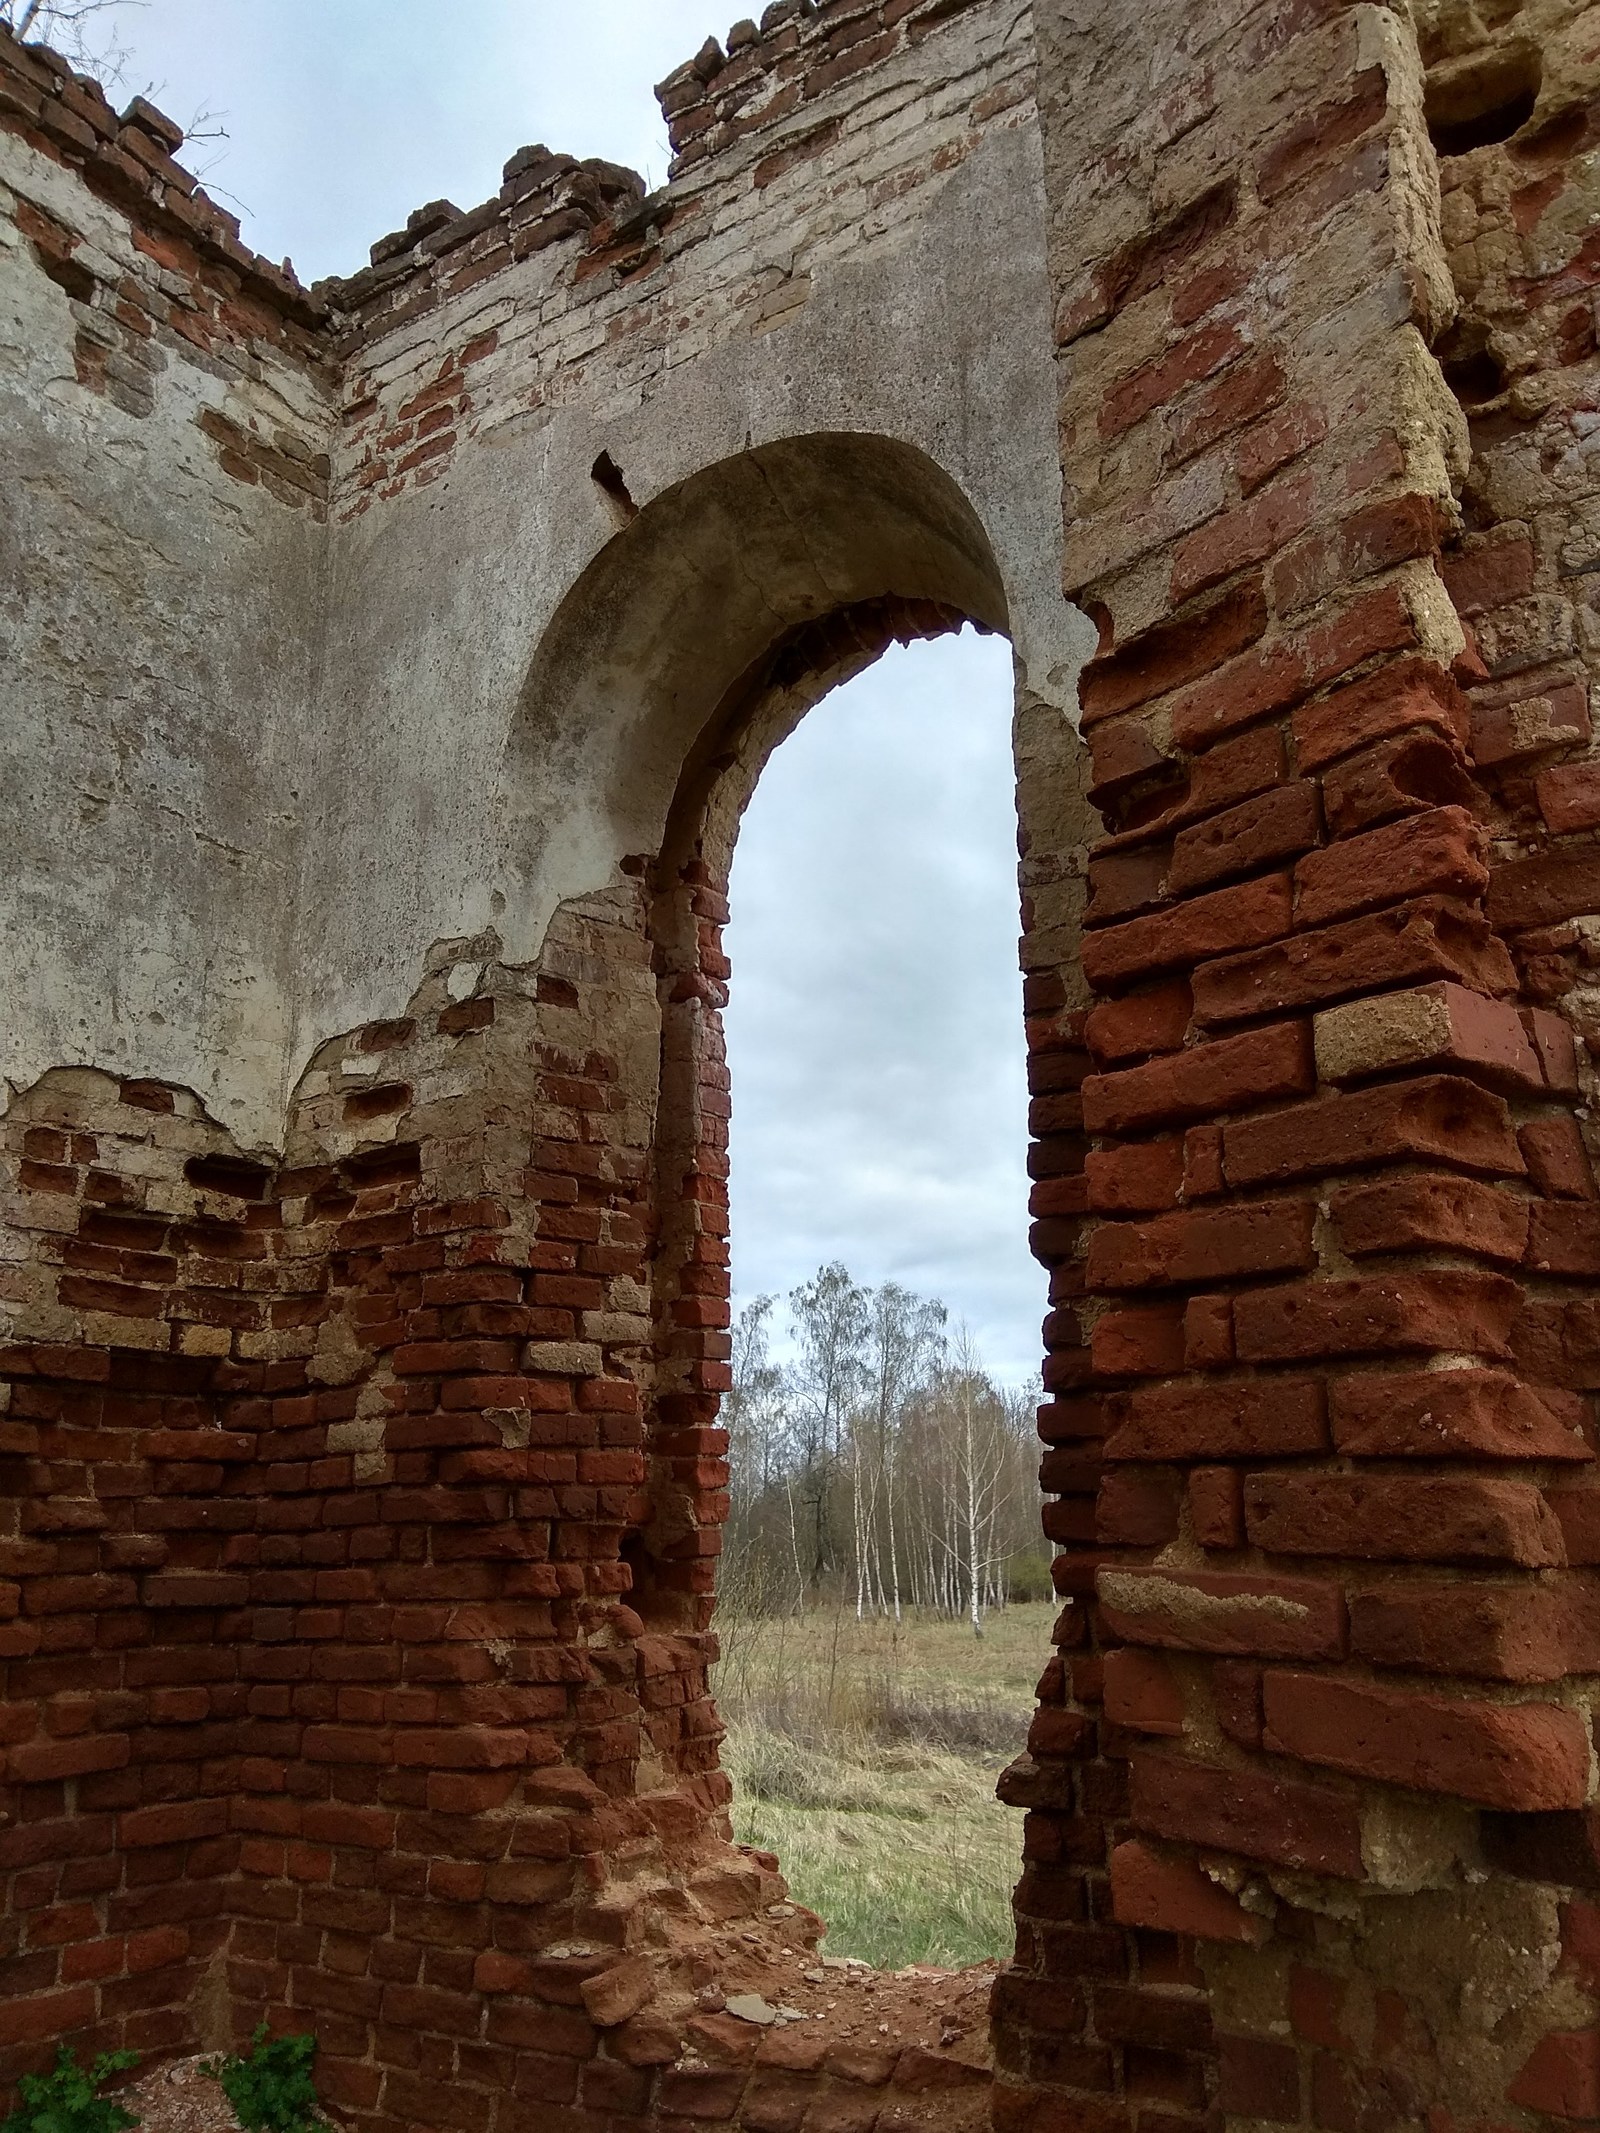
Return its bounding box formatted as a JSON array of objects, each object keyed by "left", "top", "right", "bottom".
[{"left": 502, "top": 431, "right": 1019, "bottom": 954}]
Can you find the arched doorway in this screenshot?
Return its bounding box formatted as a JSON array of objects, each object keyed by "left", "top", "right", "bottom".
[{"left": 507, "top": 429, "right": 1095, "bottom": 1842}]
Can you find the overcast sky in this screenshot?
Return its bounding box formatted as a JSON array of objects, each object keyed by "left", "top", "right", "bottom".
[{"left": 75, "top": 2, "right": 1043, "bottom": 1384}]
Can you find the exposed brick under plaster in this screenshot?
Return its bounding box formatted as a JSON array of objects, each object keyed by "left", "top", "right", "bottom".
[{"left": 9, "top": 1, "right": 1600, "bottom": 2130}]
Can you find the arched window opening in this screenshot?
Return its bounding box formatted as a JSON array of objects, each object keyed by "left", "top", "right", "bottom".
[
  {"left": 708, "top": 628, "right": 1050, "bottom": 1973},
  {"left": 512, "top": 430, "right": 1094, "bottom": 1987}
]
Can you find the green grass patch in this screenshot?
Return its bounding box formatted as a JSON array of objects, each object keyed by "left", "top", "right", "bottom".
[{"left": 715, "top": 1600, "right": 1052, "bottom": 1970}]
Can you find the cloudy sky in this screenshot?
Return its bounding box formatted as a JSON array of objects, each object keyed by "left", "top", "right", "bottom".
[{"left": 75, "top": 1, "right": 1042, "bottom": 1384}]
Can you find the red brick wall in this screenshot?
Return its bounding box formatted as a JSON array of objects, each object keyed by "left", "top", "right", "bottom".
[
  {"left": 1005, "top": 0, "right": 1600, "bottom": 2125},
  {"left": 10, "top": 0, "right": 1600, "bottom": 2127}
]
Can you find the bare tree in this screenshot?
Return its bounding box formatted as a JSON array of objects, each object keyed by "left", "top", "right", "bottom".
[
  {"left": 716, "top": 1262, "right": 1048, "bottom": 1624},
  {"left": 785, "top": 1262, "right": 869, "bottom": 1591},
  {"left": 853, "top": 1282, "right": 945, "bottom": 1619},
  {"left": 1, "top": 0, "right": 139, "bottom": 76}
]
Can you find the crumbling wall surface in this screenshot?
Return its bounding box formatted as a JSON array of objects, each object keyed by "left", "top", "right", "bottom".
[
  {"left": 0, "top": 33, "right": 335, "bottom": 1146},
  {"left": 1011, "top": 0, "right": 1600, "bottom": 2126},
  {"left": 0, "top": 3, "right": 1074, "bottom": 2125},
  {"left": 11, "top": 0, "right": 1600, "bottom": 2127},
  {"left": 288, "top": 0, "right": 1077, "bottom": 1092}
]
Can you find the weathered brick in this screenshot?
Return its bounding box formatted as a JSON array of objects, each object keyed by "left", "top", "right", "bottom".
[
  {"left": 1320, "top": 728, "right": 1478, "bottom": 838},
  {"left": 1223, "top": 1076, "right": 1523, "bottom": 1186},
  {"left": 1083, "top": 1021, "right": 1312, "bottom": 1134},
  {"left": 1168, "top": 781, "right": 1320, "bottom": 894},
  {"left": 1313, "top": 980, "right": 1543, "bottom": 1094},
  {"left": 1329, "top": 1367, "right": 1591, "bottom": 1462},
  {"left": 1080, "top": 578, "right": 1267, "bottom": 723},
  {"left": 1232, "top": 1270, "right": 1520, "bottom": 1362},
  {"left": 1193, "top": 897, "right": 1518, "bottom": 1024},
  {"left": 1489, "top": 847, "right": 1600, "bottom": 931},
  {"left": 1083, "top": 979, "right": 1193, "bottom": 1062},
  {"left": 1243, "top": 1472, "right": 1566, "bottom": 1566},
  {"left": 1102, "top": 1648, "right": 1185, "bottom": 1735},
  {"left": 1329, "top": 1172, "right": 1529, "bottom": 1262},
  {"left": 1292, "top": 659, "right": 1469, "bottom": 770},
  {"left": 1109, "top": 1838, "right": 1265, "bottom": 1941},
  {"left": 1102, "top": 1377, "right": 1328, "bottom": 1460},
  {"left": 1349, "top": 1577, "right": 1600, "bottom": 1682},
  {"left": 1097, "top": 1566, "right": 1346, "bottom": 1660},
  {"left": 1188, "top": 1465, "right": 1244, "bottom": 1548},
  {"left": 1294, "top": 806, "right": 1488, "bottom": 927},
  {"left": 1085, "top": 1137, "right": 1185, "bottom": 1212},
  {"left": 1261, "top": 1672, "right": 1591, "bottom": 1810},
  {"left": 1086, "top": 1199, "right": 1315, "bottom": 1291},
  {"left": 1082, "top": 875, "right": 1294, "bottom": 989},
  {"left": 1129, "top": 1752, "right": 1364, "bottom": 1877}
]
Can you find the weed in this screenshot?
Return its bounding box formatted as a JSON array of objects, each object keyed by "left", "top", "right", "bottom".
[
  {"left": 203, "top": 2027, "right": 324, "bottom": 2133},
  {"left": 1, "top": 2050, "right": 141, "bottom": 2133}
]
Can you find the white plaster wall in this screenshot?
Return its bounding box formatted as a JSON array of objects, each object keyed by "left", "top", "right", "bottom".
[
  {"left": 0, "top": 0, "right": 1091, "bottom": 1151},
  {"left": 297, "top": 12, "right": 1087, "bottom": 1115},
  {"left": 0, "top": 129, "right": 329, "bottom": 1149}
]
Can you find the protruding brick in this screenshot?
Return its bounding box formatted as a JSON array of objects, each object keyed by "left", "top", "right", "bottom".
[
  {"left": 1098, "top": 1566, "right": 1346, "bottom": 1660},
  {"left": 1086, "top": 1199, "right": 1315, "bottom": 1291},
  {"left": 1083, "top": 1021, "right": 1313, "bottom": 1135},
  {"left": 1129, "top": 1751, "right": 1364, "bottom": 1876},
  {"left": 1294, "top": 806, "right": 1487, "bottom": 927},
  {"left": 1244, "top": 1473, "right": 1564, "bottom": 1566},
  {"left": 1194, "top": 897, "right": 1518, "bottom": 1025},
  {"left": 1329, "top": 1368, "right": 1591, "bottom": 1462},
  {"left": 1082, "top": 874, "right": 1295, "bottom": 990},
  {"left": 1535, "top": 760, "right": 1600, "bottom": 834},
  {"left": 1262, "top": 1671, "right": 1592, "bottom": 1810},
  {"left": 1350, "top": 1577, "right": 1600, "bottom": 1683},
  {"left": 1292, "top": 659, "right": 1469, "bottom": 771},
  {"left": 1232, "top": 1270, "right": 1521, "bottom": 1361},
  {"left": 1168, "top": 781, "right": 1320, "bottom": 893},
  {"left": 1110, "top": 1839, "right": 1266, "bottom": 1942},
  {"left": 1103, "top": 1377, "right": 1328, "bottom": 1460},
  {"left": 1329, "top": 1172, "right": 1529, "bottom": 1263},
  {"left": 1314, "top": 981, "right": 1543, "bottom": 1099}
]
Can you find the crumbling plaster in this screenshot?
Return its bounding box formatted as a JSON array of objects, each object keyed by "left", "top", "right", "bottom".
[
  {"left": 2, "top": 5, "right": 1087, "bottom": 1155},
  {"left": 0, "top": 127, "right": 329, "bottom": 1143},
  {"left": 300, "top": 114, "right": 1086, "bottom": 1097}
]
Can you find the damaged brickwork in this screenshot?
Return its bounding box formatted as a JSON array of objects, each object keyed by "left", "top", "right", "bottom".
[{"left": 4, "top": 1, "right": 1600, "bottom": 2130}]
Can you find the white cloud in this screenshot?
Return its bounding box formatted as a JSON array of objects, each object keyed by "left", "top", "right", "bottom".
[{"left": 727, "top": 632, "right": 1042, "bottom": 1386}]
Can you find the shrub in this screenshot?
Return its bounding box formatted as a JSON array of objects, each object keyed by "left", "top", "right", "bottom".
[
  {"left": 0, "top": 2049, "right": 141, "bottom": 2133},
  {"left": 204, "top": 2027, "right": 324, "bottom": 2133}
]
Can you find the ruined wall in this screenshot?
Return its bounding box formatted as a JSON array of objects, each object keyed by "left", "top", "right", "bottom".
[
  {"left": 7, "top": 0, "right": 1600, "bottom": 2129},
  {"left": 1007, "top": 0, "right": 1600, "bottom": 2126},
  {"left": 0, "top": 45, "right": 333, "bottom": 1140},
  {"left": 0, "top": 3, "right": 1078, "bottom": 2123}
]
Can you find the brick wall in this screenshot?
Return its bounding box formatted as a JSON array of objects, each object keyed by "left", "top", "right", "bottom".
[
  {"left": 1006, "top": 0, "right": 1600, "bottom": 2126},
  {"left": 8, "top": 0, "right": 1600, "bottom": 2128}
]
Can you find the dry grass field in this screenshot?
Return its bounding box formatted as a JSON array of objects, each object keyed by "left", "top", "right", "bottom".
[{"left": 712, "top": 1601, "right": 1053, "bottom": 1971}]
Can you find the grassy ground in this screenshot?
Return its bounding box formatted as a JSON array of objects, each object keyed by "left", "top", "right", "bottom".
[{"left": 713, "top": 1602, "right": 1051, "bottom": 1970}]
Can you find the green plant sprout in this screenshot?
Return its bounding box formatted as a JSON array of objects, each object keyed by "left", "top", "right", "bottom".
[
  {"left": 203, "top": 2026, "right": 324, "bottom": 2133},
  {"left": 0, "top": 2048, "right": 141, "bottom": 2133}
]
